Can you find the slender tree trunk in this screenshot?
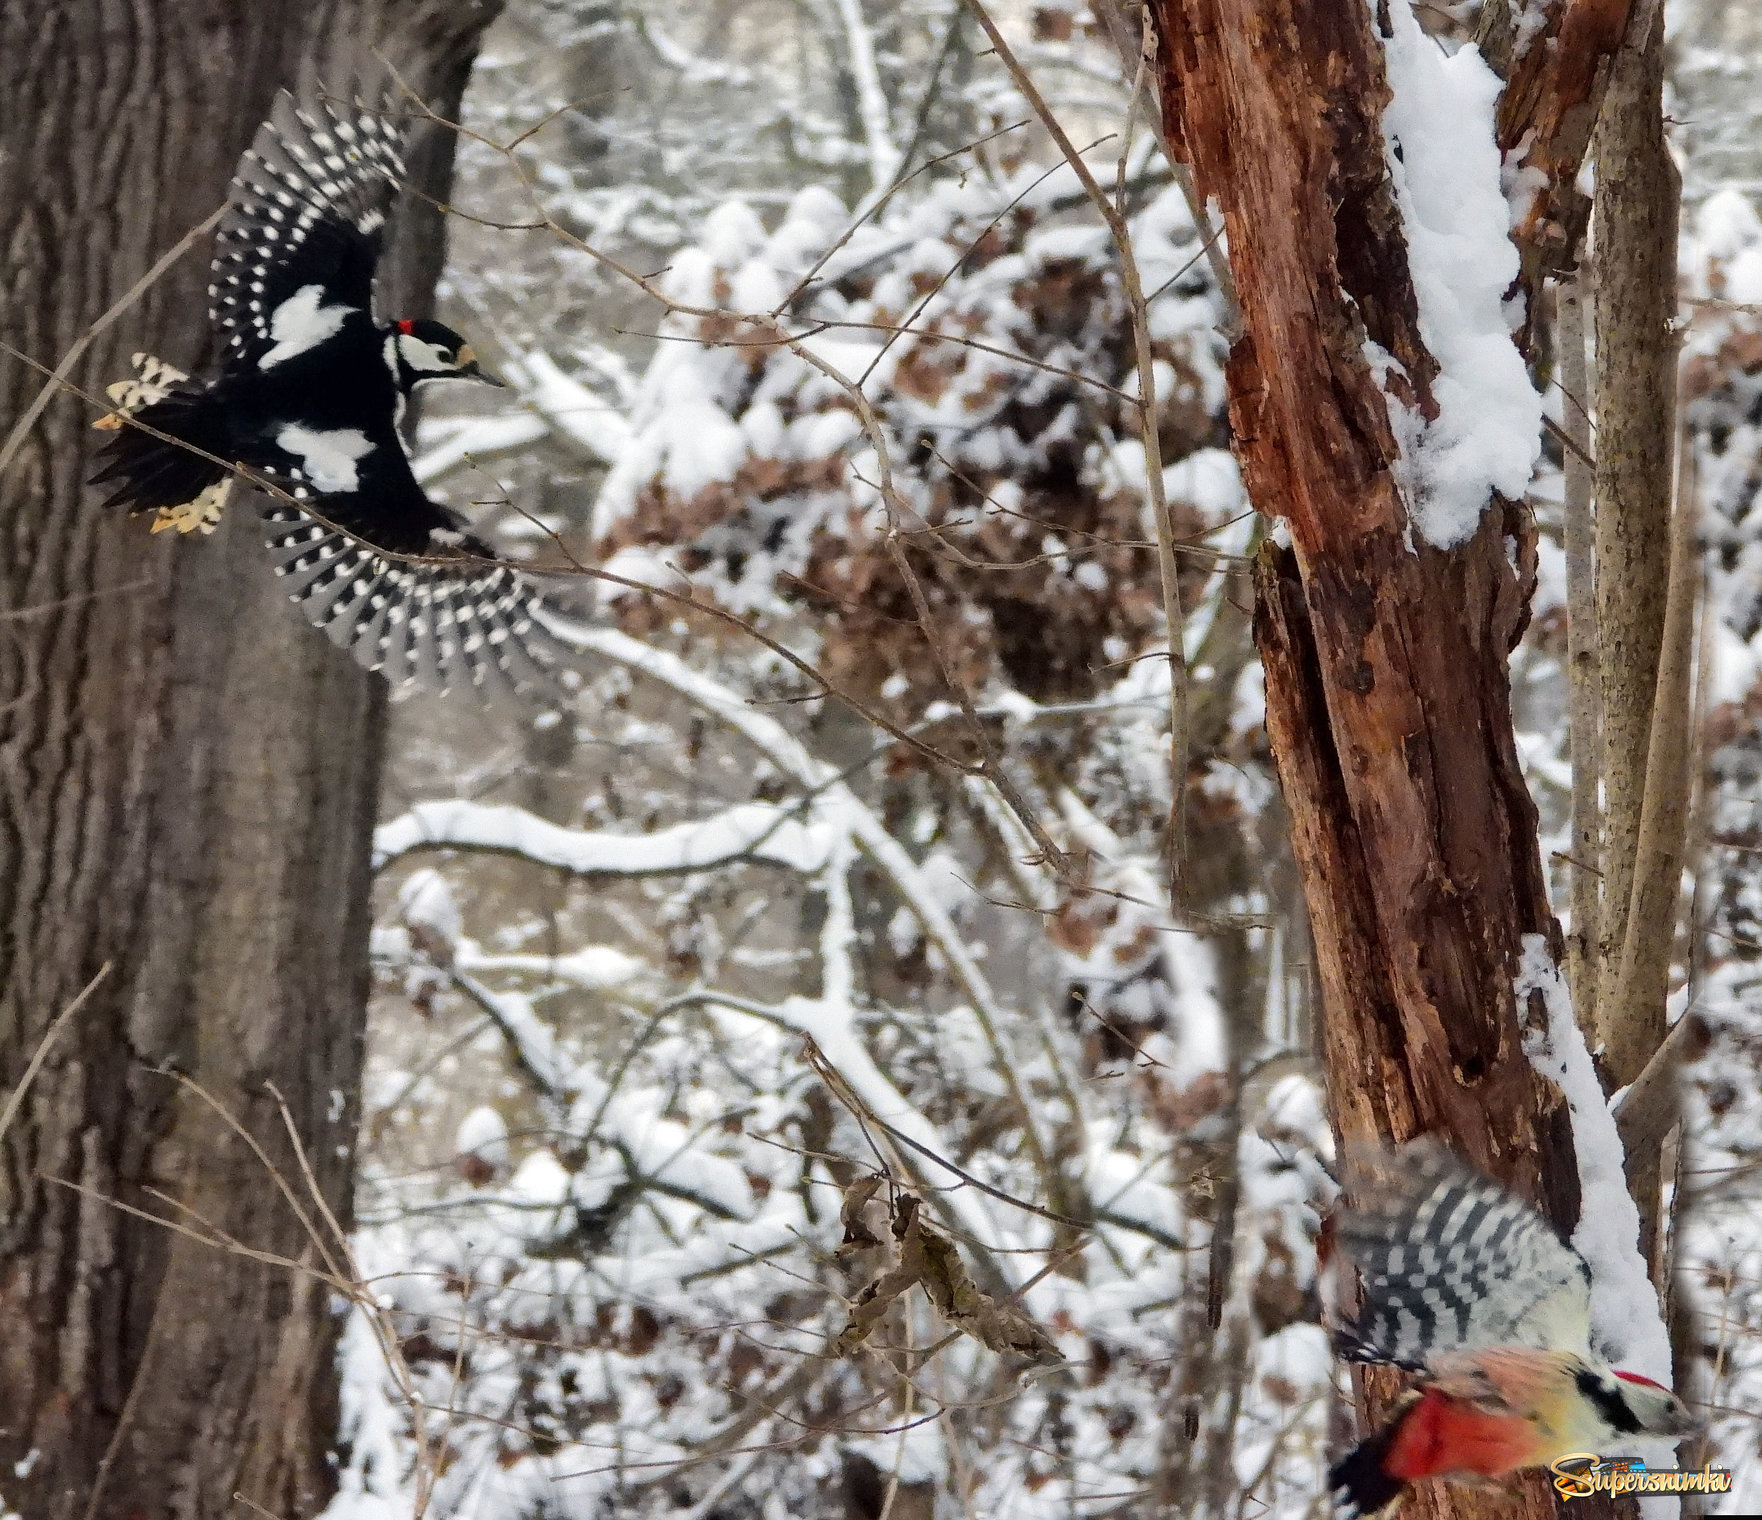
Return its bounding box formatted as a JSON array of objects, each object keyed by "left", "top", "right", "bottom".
[
  {"left": 1589, "top": 13, "right": 1683, "bottom": 1262},
  {"left": 1590, "top": 15, "right": 1679, "bottom": 1075},
  {"left": 1148, "top": 0, "right": 1647, "bottom": 1516},
  {"left": 0, "top": 5, "right": 497, "bottom": 1515}
]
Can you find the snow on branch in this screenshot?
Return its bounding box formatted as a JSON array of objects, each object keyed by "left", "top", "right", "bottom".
[
  {"left": 831, "top": 0, "right": 902, "bottom": 193},
  {"left": 413, "top": 412, "right": 548, "bottom": 485},
  {"left": 374, "top": 797, "right": 840, "bottom": 876},
  {"left": 503, "top": 350, "right": 633, "bottom": 465}
]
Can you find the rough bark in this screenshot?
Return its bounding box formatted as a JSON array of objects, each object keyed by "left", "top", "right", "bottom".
[
  {"left": 1149, "top": 0, "right": 1644, "bottom": 1517},
  {"left": 1477, "top": 0, "right": 1648, "bottom": 345},
  {"left": 0, "top": 4, "right": 498, "bottom": 1516}
]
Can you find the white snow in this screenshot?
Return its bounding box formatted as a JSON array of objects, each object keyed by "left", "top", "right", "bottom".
[
  {"left": 396, "top": 867, "right": 460, "bottom": 948},
  {"left": 505, "top": 350, "right": 634, "bottom": 464},
  {"left": 508, "top": 1146, "right": 574, "bottom": 1208},
  {"left": 455, "top": 1105, "right": 510, "bottom": 1171},
  {"left": 375, "top": 798, "right": 840, "bottom": 877},
  {"left": 1515, "top": 936, "right": 1674, "bottom": 1389},
  {"left": 456, "top": 943, "right": 644, "bottom": 992},
  {"left": 258, "top": 283, "right": 351, "bottom": 369},
  {"left": 1374, "top": 0, "right": 1543, "bottom": 546},
  {"left": 1691, "top": 189, "right": 1762, "bottom": 303},
  {"left": 321, "top": 1270, "right": 415, "bottom": 1520},
  {"left": 275, "top": 423, "right": 374, "bottom": 493}
]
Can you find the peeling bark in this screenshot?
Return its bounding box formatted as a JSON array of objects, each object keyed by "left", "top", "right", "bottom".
[
  {"left": 1150, "top": 0, "right": 1646, "bottom": 1515},
  {"left": 1479, "top": 0, "right": 1646, "bottom": 344}
]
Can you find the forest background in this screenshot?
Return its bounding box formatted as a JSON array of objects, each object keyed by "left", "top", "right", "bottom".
[{"left": 2, "top": 1, "right": 1761, "bottom": 1518}]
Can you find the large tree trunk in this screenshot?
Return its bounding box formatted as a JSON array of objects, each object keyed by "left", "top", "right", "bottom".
[
  {"left": 0, "top": 5, "right": 497, "bottom": 1515},
  {"left": 1148, "top": 1, "right": 1648, "bottom": 1518}
]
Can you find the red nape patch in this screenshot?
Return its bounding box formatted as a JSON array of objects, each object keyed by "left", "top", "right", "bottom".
[
  {"left": 1614, "top": 1370, "right": 1666, "bottom": 1391},
  {"left": 1383, "top": 1389, "right": 1541, "bottom": 1481},
  {"left": 398, "top": 319, "right": 415, "bottom": 335}
]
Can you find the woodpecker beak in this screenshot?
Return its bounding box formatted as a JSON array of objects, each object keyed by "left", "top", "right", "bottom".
[
  {"left": 455, "top": 345, "right": 505, "bottom": 388},
  {"left": 1665, "top": 1405, "right": 1707, "bottom": 1440}
]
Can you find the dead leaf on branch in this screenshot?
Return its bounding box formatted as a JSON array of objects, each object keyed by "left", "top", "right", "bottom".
[
  {"left": 830, "top": 1193, "right": 1064, "bottom": 1366},
  {"left": 837, "top": 1174, "right": 886, "bottom": 1254}
]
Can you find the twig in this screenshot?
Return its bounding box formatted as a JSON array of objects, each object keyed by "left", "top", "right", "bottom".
[
  {"left": 959, "top": 0, "right": 1190, "bottom": 903},
  {"left": 0, "top": 962, "right": 109, "bottom": 1153},
  {"left": 1613, "top": 1007, "right": 1702, "bottom": 1159},
  {"left": 0, "top": 206, "right": 225, "bottom": 479}
]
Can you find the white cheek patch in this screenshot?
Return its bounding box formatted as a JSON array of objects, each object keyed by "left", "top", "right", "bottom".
[
  {"left": 275, "top": 423, "right": 375, "bottom": 493},
  {"left": 397, "top": 334, "right": 453, "bottom": 373},
  {"left": 259, "top": 283, "right": 350, "bottom": 369}
]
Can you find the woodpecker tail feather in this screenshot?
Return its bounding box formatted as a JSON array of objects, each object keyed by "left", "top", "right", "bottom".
[
  {"left": 90, "top": 356, "right": 234, "bottom": 533},
  {"left": 262, "top": 507, "right": 566, "bottom": 694},
  {"left": 1329, "top": 1409, "right": 1415, "bottom": 1519}
]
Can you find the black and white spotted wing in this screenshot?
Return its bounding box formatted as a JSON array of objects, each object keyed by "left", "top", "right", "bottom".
[
  {"left": 209, "top": 73, "right": 405, "bottom": 371},
  {"left": 263, "top": 503, "right": 566, "bottom": 693},
  {"left": 250, "top": 387, "right": 567, "bottom": 690},
  {"left": 1334, "top": 1140, "right": 1592, "bottom": 1371}
]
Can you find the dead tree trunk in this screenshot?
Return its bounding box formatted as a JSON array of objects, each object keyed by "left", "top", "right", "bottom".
[
  {"left": 1148, "top": 1, "right": 1648, "bottom": 1517},
  {"left": 0, "top": 5, "right": 497, "bottom": 1516}
]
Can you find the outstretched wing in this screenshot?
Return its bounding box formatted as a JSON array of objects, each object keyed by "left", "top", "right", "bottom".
[
  {"left": 1334, "top": 1140, "right": 1592, "bottom": 1370},
  {"left": 210, "top": 73, "right": 405, "bottom": 372},
  {"left": 255, "top": 435, "right": 566, "bottom": 693}
]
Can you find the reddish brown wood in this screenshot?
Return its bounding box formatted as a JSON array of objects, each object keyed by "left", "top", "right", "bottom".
[
  {"left": 1481, "top": 0, "right": 1642, "bottom": 331},
  {"left": 1153, "top": 0, "right": 1555, "bottom": 1169},
  {"left": 1150, "top": 0, "right": 1643, "bottom": 1516}
]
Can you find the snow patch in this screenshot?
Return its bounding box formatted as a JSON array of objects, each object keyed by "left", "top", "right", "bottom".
[
  {"left": 397, "top": 867, "right": 460, "bottom": 948},
  {"left": 1374, "top": 0, "right": 1543, "bottom": 546},
  {"left": 456, "top": 1106, "right": 511, "bottom": 1171},
  {"left": 1516, "top": 936, "right": 1674, "bottom": 1388}
]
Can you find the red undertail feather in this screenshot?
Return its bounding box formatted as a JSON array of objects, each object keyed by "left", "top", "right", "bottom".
[{"left": 1383, "top": 1388, "right": 1542, "bottom": 1482}]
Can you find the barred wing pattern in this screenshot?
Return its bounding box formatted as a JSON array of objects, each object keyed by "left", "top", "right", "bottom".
[
  {"left": 263, "top": 507, "right": 565, "bottom": 693},
  {"left": 1334, "top": 1141, "right": 1593, "bottom": 1371},
  {"left": 210, "top": 75, "right": 404, "bottom": 367}
]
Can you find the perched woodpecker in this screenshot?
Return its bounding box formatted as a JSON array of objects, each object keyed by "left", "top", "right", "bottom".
[
  {"left": 1326, "top": 1140, "right": 1696, "bottom": 1517},
  {"left": 91, "top": 71, "right": 562, "bottom": 691}
]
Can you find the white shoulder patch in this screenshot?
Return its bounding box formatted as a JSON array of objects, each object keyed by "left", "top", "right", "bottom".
[
  {"left": 276, "top": 423, "right": 375, "bottom": 493},
  {"left": 259, "top": 284, "right": 350, "bottom": 369}
]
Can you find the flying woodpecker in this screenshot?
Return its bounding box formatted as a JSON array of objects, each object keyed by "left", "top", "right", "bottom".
[{"left": 91, "top": 73, "right": 564, "bottom": 692}]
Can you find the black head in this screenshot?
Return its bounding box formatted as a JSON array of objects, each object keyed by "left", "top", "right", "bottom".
[
  {"left": 1576, "top": 1364, "right": 1701, "bottom": 1440},
  {"left": 386, "top": 318, "right": 504, "bottom": 390}
]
